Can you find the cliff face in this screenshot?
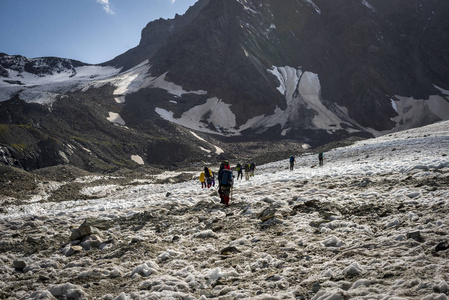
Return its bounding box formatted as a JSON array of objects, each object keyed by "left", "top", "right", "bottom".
[{"left": 110, "top": 0, "right": 449, "bottom": 133}]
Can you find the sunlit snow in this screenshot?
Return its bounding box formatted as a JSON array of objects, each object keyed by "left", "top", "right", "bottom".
[
  {"left": 388, "top": 95, "right": 449, "bottom": 133},
  {"left": 156, "top": 97, "right": 238, "bottom": 135},
  {"left": 0, "top": 121, "right": 448, "bottom": 299},
  {"left": 268, "top": 66, "right": 354, "bottom": 132},
  {"left": 107, "top": 112, "right": 126, "bottom": 126},
  {"left": 131, "top": 155, "right": 145, "bottom": 165},
  {"left": 2, "top": 120, "right": 447, "bottom": 219},
  {"left": 0, "top": 65, "right": 121, "bottom": 104},
  {"left": 190, "top": 131, "right": 224, "bottom": 155}
]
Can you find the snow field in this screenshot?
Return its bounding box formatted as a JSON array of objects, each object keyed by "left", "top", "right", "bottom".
[{"left": 0, "top": 121, "right": 448, "bottom": 299}]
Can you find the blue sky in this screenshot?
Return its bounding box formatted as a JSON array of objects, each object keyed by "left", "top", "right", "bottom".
[{"left": 0, "top": 0, "right": 197, "bottom": 64}]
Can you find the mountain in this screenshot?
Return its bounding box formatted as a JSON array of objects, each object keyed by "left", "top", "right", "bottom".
[
  {"left": 1, "top": 0, "right": 449, "bottom": 171},
  {"left": 107, "top": 0, "right": 449, "bottom": 134}
]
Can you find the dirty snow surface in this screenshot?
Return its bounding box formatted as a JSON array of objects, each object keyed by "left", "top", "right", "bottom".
[{"left": 1, "top": 121, "right": 449, "bottom": 300}]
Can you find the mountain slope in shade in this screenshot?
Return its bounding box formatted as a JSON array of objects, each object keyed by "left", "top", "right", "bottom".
[
  {"left": 1, "top": 0, "right": 449, "bottom": 171},
  {"left": 106, "top": 0, "right": 449, "bottom": 137}
]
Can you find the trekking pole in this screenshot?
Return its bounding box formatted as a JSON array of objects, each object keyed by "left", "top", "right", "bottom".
[{"left": 230, "top": 187, "right": 233, "bottom": 204}]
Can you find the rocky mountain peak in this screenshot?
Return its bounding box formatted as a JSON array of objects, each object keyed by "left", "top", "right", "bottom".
[
  {"left": 1, "top": 0, "right": 449, "bottom": 172},
  {"left": 0, "top": 54, "right": 86, "bottom": 78}
]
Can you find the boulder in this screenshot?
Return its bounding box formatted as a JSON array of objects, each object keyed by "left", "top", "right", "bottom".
[
  {"left": 257, "top": 207, "right": 277, "bottom": 222},
  {"left": 80, "top": 235, "right": 103, "bottom": 250},
  {"left": 64, "top": 245, "right": 83, "bottom": 257},
  {"left": 434, "top": 242, "right": 449, "bottom": 253},
  {"left": 49, "top": 283, "right": 88, "bottom": 300},
  {"left": 13, "top": 257, "right": 32, "bottom": 270},
  {"left": 407, "top": 231, "right": 424, "bottom": 243},
  {"left": 220, "top": 246, "right": 240, "bottom": 255},
  {"left": 70, "top": 219, "right": 105, "bottom": 241}
]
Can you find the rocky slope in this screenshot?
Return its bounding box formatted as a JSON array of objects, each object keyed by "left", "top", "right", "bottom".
[
  {"left": 110, "top": 0, "right": 449, "bottom": 133},
  {"left": 1, "top": 0, "right": 449, "bottom": 172}
]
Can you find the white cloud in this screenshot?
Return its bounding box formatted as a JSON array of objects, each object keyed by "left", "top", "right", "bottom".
[{"left": 96, "top": 0, "right": 115, "bottom": 15}]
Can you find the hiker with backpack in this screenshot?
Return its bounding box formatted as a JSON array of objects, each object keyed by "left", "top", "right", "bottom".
[
  {"left": 204, "top": 166, "right": 213, "bottom": 188},
  {"left": 244, "top": 163, "right": 250, "bottom": 180},
  {"left": 199, "top": 171, "right": 206, "bottom": 188},
  {"left": 218, "top": 160, "right": 234, "bottom": 206},
  {"left": 250, "top": 162, "right": 256, "bottom": 177},
  {"left": 290, "top": 155, "right": 295, "bottom": 171},
  {"left": 236, "top": 163, "right": 243, "bottom": 180},
  {"left": 319, "top": 152, "right": 324, "bottom": 166}
]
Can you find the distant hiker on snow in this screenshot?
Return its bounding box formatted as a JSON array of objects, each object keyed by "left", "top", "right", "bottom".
[
  {"left": 218, "top": 160, "right": 233, "bottom": 206},
  {"left": 289, "top": 155, "right": 295, "bottom": 171},
  {"left": 211, "top": 170, "right": 215, "bottom": 187},
  {"left": 244, "top": 163, "right": 250, "bottom": 180},
  {"left": 236, "top": 163, "right": 243, "bottom": 180},
  {"left": 250, "top": 162, "right": 256, "bottom": 177},
  {"left": 199, "top": 172, "right": 206, "bottom": 188},
  {"left": 319, "top": 152, "right": 324, "bottom": 166}
]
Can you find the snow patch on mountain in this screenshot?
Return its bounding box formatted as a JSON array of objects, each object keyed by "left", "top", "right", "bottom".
[
  {"left": 156, "top": 97, "right": 237, "bottom": 135},
  {"left": 109, "top": 60, "right": 152, "bottom": 103},
  {"left": 268, "top": 66, "right": 354, "bottom": 132},
  {"left": 304, "top": 0, "right": 321, "bottom": 15},
  {"left": 154, "top": 66, "right": 363, "bottom": 137},
  {"left": 237, "top": 0, "right": 259, "bottom": 14},
  {"left": 83, "top": 60, "right": 207, "bottom": 103},
  {"left": 361, "top": 0, "right": 376, "bottom": 12},
  {"left": 269, "top": 66, "right": 301, "bottom": 97},
  {"left": 151, "top": 73, "right": 208, "bottom": 97},
  {"left": 435, "top": 85, "right": 449, "bottom": 97},
  {"left": 107, "top": 112, "right": 126, "bottom": 126},
  {"left": 0, "top": 65, "right": 120, "bottom": 104},
  {"left": 190, "top": 131, "right": 224, "bottom": 155},
  {"left": 300, "top": 71, "right": 349, "bottom": 131},
  {"left": 1, "top": 59, "right": 207, "bottom": 105},
  {"left": 131, "top": 155, "right": 144, "bottom": 165},
  {"left": 390, "top": 98, "right": 398, "bottom": 113},
  {"left": 388, "top": 95, "right": 449, "bottom": 133}
]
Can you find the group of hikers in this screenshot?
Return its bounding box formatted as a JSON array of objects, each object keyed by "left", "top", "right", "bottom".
[
  {"left": 289, "top": 152, "right": 324, "bottom": 170},
  {"left": 199, "top": 161, "right": 256, "bottom": 206},
  {"left": 199, "top": 167, "right": 215, "bottom": 188},
  {"left": 235, "top": 162, "right": 256, "bottom": 180},
  {"left": 199, "top": 162, "right": 256, "bottom": 188},
  {"left": 199, "top": 152, "right": 324, "bottom": 206}
]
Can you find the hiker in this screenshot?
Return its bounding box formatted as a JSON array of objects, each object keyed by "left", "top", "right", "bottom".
[
  {"left": 289, "top": 155, "right": 295, "bottom": 171},
  {"left": 204, "top": 166, "right": 213, "bottom": 188},
  {"left": 319, "top": 152, "right": 324, "bottom": 166},
  {"left": 250, "top": 162, "right": 256, "bottom": 177},
  {"left": 236, "top": 163, "right": 243, "bottom": 180},
  {"left": 218, "top": 160, "right": 233, "bottom": 206},
  {"left": 199, "top": 172, "right": 206, "bottom": 188},
  {"left": 211, "top": 170, "right": 216, "bottom": 187},
  {"left": 244, "top": 163, "right": 250, "bottom": 180}
]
